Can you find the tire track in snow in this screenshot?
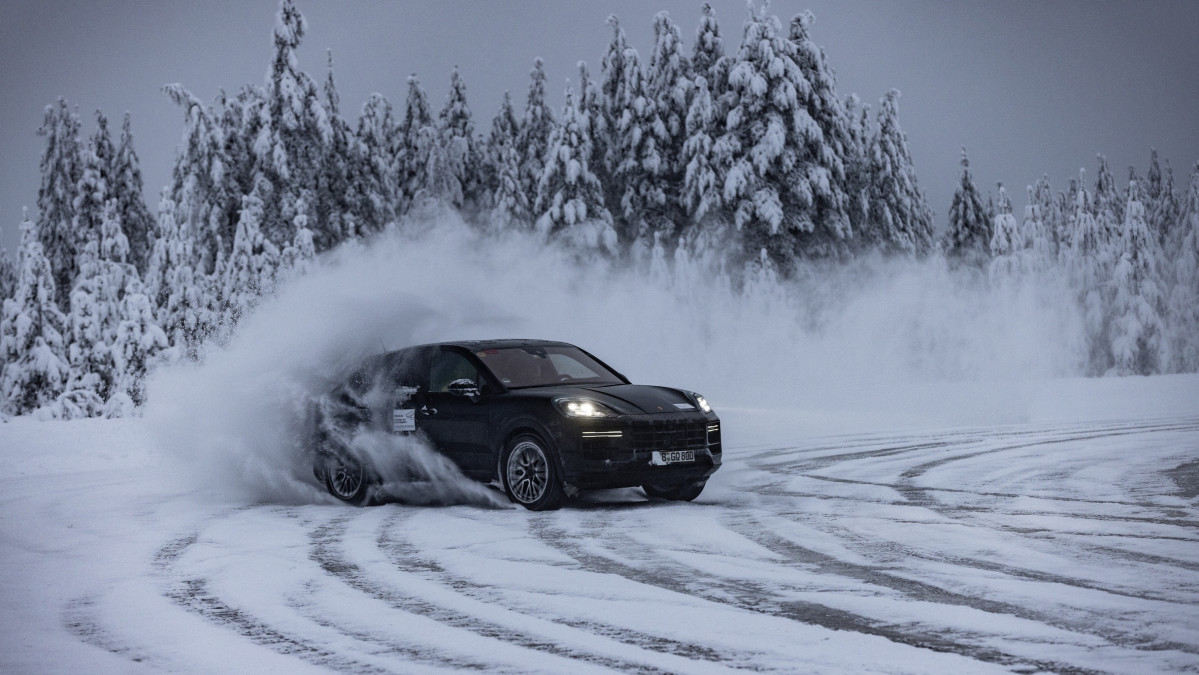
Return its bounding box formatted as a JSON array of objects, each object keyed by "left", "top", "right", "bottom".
[
  {"left": 526, "top": 512, "right": 1086, "bottom": 674},
  {"left": 370, "top": 509, "right": 748, "bottom": 670},
  {"left": 308, "top": 510, "right": 680, "bottom": 673}
]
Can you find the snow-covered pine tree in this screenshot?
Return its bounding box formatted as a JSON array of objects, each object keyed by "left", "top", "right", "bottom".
[
  {"left": 1, "top": 214, "right": 69, "bottom": 416},
  {"left": 943, "top": 148, "right": 990, "bottom": 268},
  {"left": 318, "top": 50, "right": 356, "bottom": 246},
  {"left": 438, "top": 66, "right": 479, "bottom": 213},
  {"left": 108, "top": 290, "right": 167, "bottom": 413},
  {"left": 145, "top": 195, "right": 215, "bottom": 362},
  {"left": 484, "top": 92, "right": 530, "bottom": 229},
  {"left": 716, "top": 5, "right": 857, "bottom": 269},
  {"left": 279, "top": 211, "right": 316, "bottom": 282},
  {"left": 842, "top": 94, "right": 872, "bottom": 242},
  {"left": 1166, "top": 162, "right": 1199, "bottom": 373},
  {"left": 691, "top": 3, "right": 725, "bottom": 88},
  {"left": 534, "top": 86, "right": 616, "bottom": 254},
  {"left": 1066, "top": 170, "right": 1115, "bottom": 374},
  {"left": 69, "top": 110, "right": 119, "bottom": 312},
  {"left": 112, "top": 113, "right": 155, "bottom": 275},
  {"left": 576, "top": 60, "right": 610, "bottom": 206},
  {"left": 36, "top": 99, "right": 83, "bottom": 310},
  {"left": 352, "top": 93, "right": 399, "bottom": 234},
  {"left": 1092, "top": 154, "right": 1124, "bottom": 244},
  {"left": 163, "top": 84, "right": 228, "bottom": 276},
  {"left": 609, "top": 40, "right": 666, "bottom": 246},
  {"left": 221, "top": 181, "right": 280, "bottom": 333},
  {"left": 1022, "top": 184, "right": 1055, "bottom": 272},
  {"left": 411, "top": 124, "right": 462, "bottom": 214},
  {"left": 644, "top": 11, "right": 692, "bottom": 239},
  {"left": 1108, "top": 180, "right": 1167, "bottom": 375},
  {"left": 0, "top": 249, "right": 15, "bottom": 302},
  {"left": 396, "top": 74, "right": 434, "bottom": 216},
  {"left": 256, "top": 0, "right": 331, "bottom": 248},
  {"left": 1031, "top": 175, "right": 1063, "bottom": 262},
  {"left": 681, "top": 75, "right": 721, "bottom": 224},
  {"left": 217, "top": 85, "right": 264, "bottom": 255},
  {"left": 516, "top": 58, "right": 556, "bottom": 218},
  {"left": 1146, "top": 150, "right": 1181, "bottom": 256},
  {"left": 599, "top": 16, "right": 634, "bottom": 216},
  {"left": 988, "top": 184, "right": 1021, "bottom": 280},
  {"left": 788, "top": 11, "right": 855, "bottom": 255},
  {"left": 867, "top": 90, "right": 934, "bottom": 256}
]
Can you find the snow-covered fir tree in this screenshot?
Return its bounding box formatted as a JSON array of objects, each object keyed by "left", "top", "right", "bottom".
[
  {"left": 681, "top": 75, "right": 721, "bottom": 224},
  {"left": 1145, "top": 149, "right": 1181, "bottom": 255},
  {"left": 608, "top": 40, "right": 667, "bottom": 246},
  {"left": 1108, "top": 180, "right": 1167, "bottom": 375},
  {"left": 1092, "top": 154, "right": 1124, "bottom": 243},
  {"left": 867, "top": 90, "right": 934, "bottom": 255},
  {"left": 222, "top": 181, "right": 280, "bottom": 332},
  {"left": 279, "top": 215, "right": 316, "bottom": 282},
  {"left": 943, "top": 148, "right": 990, "bottom": 268},
  {"left": 352, "top": 93, "right": 399, "bottom": 234},
  {"left": 516, "top": 58, "right": 556, "bottom": 219},
  {"left": 644, "top": 11, "right": 692, "bottom": 237},
  {"left": 691, "top": 3, "right": 725, "bottom": 88},
  {"left": 484, "top": 92, "right": 530, "bottom": 229},
  {"left": 164, "top": 84, "right": 229, "bottom": 276},
  {"left": 146, "top": 195, "right": 216, "bottom": 362},
  {"left": 36, "top": 99, "right": 83, "bottom": 309},
  {"left": 535, "top": 86, "right": 616, "bottom": 254},
  {"left": 69, "top": 111, "right": 119, "bottom": 311},
  {"left": 988, "top": 184, "right": 1021, "bottom": 280},
  {"left": 1066, "top": 170, "right": 1115, "bottom": 374},
  {"left": 1021, "top": 184, "right": 1055, "bottom": 272},
  {"left": 1166, "top": 162, "right": 1199, "bottom": 372},
  {"left": 1030, "top": 175, "right": 1064, "bottom": 261},
  {"left": 109, "top": 290, "right": 168, "bottom": 412},
  {"left": 318, "top": 50, "right": 357, "bottom": 246},
  {"left": 1, "top": 214, "right": 69, "bottom": 416},
  {"left": 0, "top": 248, "right": 15, "bottom": 302},
  {"left": 787, "top": 11, "right": 855, "bottom": 255},
  {"left": 396, "top": 74, "right": 434, "bottom": 215},
  {"left": 842, "top": 94, "right": 872, "bottom": 239},
  {"left": 112, "top": 113, "right": 155, "bottom": 274},
  {"left": 438, "top": 66, "right": 479, "bottom": 213},
  {"left": 255, "top": 0, "right": 330, "bottom": 248},
  {"left": 716, "top": 5, "right": 856, "bottom": 268}
]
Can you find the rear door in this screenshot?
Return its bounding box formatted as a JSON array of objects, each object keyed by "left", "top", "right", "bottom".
[{"left": 416, "top": 347, "right": 493, "bottom": 478}]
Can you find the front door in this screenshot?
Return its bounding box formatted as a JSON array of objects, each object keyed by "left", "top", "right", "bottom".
[{"left": 417, "top": 348, "right": 492, "bottom": 478}]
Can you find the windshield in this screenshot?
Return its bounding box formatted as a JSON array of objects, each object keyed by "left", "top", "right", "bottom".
[{"left": 475, "top": 345, "right": 624, "bottom": 389}]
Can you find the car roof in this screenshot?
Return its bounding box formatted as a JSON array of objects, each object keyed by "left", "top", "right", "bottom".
[{"left": 402, "top": 338, "right": 577, "bottom": 353}]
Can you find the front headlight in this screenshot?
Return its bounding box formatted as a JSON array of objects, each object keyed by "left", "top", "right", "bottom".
[
  {"left": 693, "top": 394, "right": 712, "bottom": 414},
  {"left": 553, "top": 397, "right": 617, "bottom": 418}
]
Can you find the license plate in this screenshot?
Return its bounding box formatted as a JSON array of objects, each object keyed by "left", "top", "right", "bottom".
[{"left": 651, "top": 450, "right": 695, "bottom": 466}]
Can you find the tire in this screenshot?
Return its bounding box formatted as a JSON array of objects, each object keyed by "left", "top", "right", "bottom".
[
  {"left": 643, "top": 480, "right": 706, "bottom": 502},
  {"left": 323, "top": 453, "right": 374, "bottom": 506},
  {"left": 502, "top": 434, "right": 564, "bottom": 511}
]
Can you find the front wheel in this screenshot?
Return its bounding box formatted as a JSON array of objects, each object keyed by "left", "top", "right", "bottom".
[
  {"left": 323, "top": 453, "right": 374, "bottom": 506},
  {"left": 502, "top": 434, "right": 564, "bottom": 511},
  {"left": 643, "top": 480, "right": 706, "bottom": 502}
]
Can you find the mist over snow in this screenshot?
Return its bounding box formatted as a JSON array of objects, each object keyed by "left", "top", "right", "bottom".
[{"left": 144, "top": 212, "right": 1091, "bottom": 504}]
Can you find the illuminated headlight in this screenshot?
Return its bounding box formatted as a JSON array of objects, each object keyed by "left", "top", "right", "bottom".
[
  {"left": 553, "top": 397, "right": 617, "bottom": 418},
  {"left": 694, "top": 394, "right": 712, "bottom": 414}
]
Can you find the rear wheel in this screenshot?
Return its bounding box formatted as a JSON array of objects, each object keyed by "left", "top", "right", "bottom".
[
  {"left": 643, "top": 480, "right": 706, "bottom": 502},
  {"left": 502, "top": 434, "right": 564, "bottom": 511},
  {"left": 323, "top": 453, "right": 373, "bottom": 506}
]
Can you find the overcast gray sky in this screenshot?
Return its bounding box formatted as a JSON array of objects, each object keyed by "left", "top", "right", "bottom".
[{"left": 2, "top": 0, "right": 1198, "bottom": 254}]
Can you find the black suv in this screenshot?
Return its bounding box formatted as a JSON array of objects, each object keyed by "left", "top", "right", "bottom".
[{"left": 310, "top": 339, "right": 722, "bottom": 510}]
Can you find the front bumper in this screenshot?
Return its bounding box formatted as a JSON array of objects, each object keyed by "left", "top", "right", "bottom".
[{"left": 554, "top": 413, "right": 722, "bottom": 490}]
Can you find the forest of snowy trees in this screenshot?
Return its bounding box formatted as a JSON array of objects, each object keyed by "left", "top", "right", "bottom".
[{"left": 2, "top": 0, "right": 1198, "bottom": 417}]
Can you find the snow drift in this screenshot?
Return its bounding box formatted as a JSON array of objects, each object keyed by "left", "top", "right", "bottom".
[{"left": 144, "top": 213, "right": 1087, "bottom": 504}]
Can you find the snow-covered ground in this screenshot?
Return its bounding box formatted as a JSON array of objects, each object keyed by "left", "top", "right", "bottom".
[{"left": 3, "top": 374, "right": 1198, "bottom": 674}]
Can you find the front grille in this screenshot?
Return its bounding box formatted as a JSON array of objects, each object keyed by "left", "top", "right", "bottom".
[{"left": 628, "top": 418, "right": 708, "bottom": 454}]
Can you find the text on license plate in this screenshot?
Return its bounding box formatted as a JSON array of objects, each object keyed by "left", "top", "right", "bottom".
[{"left": 651, "top": 450, "right": 695, "bottom": 466}]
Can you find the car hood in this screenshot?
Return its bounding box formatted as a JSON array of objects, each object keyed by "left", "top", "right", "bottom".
[{"left": 571, "top": 384, "right": 700, "bottom": 415}]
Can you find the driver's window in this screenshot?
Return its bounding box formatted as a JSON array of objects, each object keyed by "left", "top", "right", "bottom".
[{"left": 429, "top": 351, "right": 478, "bottom": 393}]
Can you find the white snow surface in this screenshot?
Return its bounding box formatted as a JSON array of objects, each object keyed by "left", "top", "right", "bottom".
[{"left": 3, "top": 225, "right": 1199, "bottom": 672}]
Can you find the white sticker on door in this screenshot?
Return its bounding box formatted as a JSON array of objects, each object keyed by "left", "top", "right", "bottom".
[{"left": 392, "top": 408, "right": 416, "bottom": 432}]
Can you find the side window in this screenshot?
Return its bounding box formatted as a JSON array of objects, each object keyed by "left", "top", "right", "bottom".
[{"left": 429, "top": 350, "right": 479, "bottom": 393}]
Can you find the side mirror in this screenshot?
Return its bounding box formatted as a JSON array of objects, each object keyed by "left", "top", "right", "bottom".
[{"left": 447, "top": 378, "right": 481, "bottom": 402}]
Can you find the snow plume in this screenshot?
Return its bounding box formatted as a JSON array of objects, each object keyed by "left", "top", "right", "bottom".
[{"left": 145, "top": 212, "right": 1087, "bottom": 504}]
